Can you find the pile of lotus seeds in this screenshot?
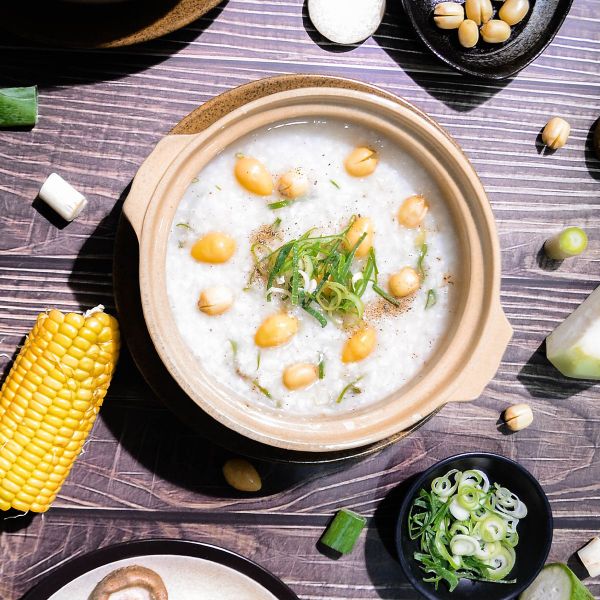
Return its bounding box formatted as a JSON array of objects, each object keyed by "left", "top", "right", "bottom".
[{"left": 434, "top": 0, "right": 530, "bottom": 48}]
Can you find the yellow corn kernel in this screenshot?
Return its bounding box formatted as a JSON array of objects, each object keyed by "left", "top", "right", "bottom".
[{"left": 0, "top": 308, "right": 120, "bottom": 512}]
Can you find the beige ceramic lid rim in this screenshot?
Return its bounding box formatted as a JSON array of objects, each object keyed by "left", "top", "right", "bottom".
[{"left": 137, "top": 87, "right": 505, "bottom": 452}]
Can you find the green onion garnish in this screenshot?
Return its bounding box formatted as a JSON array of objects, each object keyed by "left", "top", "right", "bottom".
[
  {"left": 417, "top": 243, "right": 428, "bottom": 277},
  {"left": 176, "top": 222, "right": 193, "bottom": 230},
  {"left": 318, "top": 353, "right": 325, "bottom": 379},
  {"left": 320, "top": 508, "right": 367, "bottom": 555},
  {"left": 268, "top": 199, "right": 293, "bottom": 210},
  {"left": 271, "top": 217, "right": 282, "bottom": 231},
  {"left": 260, "top": 218, "right": 379, "bottom": 326},
  {"left": 252, "top": 379, "right": 271, "bottom": 398},
  {"left": 0, "top": 87, "right": 38, "bottom": 128},
  {"left": 215, "top": 184, "right": 222, "bottom": 191},
  {"left": 302, "top": 302, "right": 328, "bottom": 328},
  {"left": 256, "top": 351, "right": 261, "bottom": 370},
  {"left": 229, "top": 340, "right": 274, "bottom": 402},
  {"left": 425, "top": 289, "right": 437, "bottom": 309},
  {"left": 336, "top": 376, "right": 363, "bottom": 403},
  {"left": 372, "top": 283, "right": 401, "bottom": 307},
  {"left": 330, "top": 179, "right": 341, "bottom": 189}
]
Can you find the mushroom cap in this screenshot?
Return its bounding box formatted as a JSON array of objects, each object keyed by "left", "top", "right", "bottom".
[{"left": 89, "top": 565, "right": 168, "bottom": 600}]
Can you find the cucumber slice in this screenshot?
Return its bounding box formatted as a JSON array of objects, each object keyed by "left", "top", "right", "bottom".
[{"left": 519, "top": 564, "right": 594, "bottom": 600}]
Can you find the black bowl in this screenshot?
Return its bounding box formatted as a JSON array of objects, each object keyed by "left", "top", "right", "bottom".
[
  {"left": 402, "top": 0, "right": 575, "bottom": 79},
  {"left": 396, "top": 453, "right": 553, "bottom": 600}
]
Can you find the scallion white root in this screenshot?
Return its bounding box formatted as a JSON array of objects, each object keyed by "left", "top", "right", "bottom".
[
  {"left": 577, "top": 537, "right": 600, "bottom": 577},
  {"left": 38, "top": 173, "right": 88, "bottom": 222}
]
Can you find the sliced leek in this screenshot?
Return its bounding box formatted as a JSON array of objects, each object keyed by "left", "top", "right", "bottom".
[
  {"left": 408, "top": 468, "right": 526, "bottom": 591},
  {"left": 0, "top": 86, "right": 38, "bottom": 128}
]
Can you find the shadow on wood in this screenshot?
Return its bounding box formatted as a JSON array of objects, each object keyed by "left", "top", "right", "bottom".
[
  {"left": 0, "top": 509, "right": 36, "bottom": 534},
  {"left": 517, "top": 340, "right": 596, "bottom": 400},
  {"left": 536, "top": 245, "right": 563, "bottom": 271},
  {"left": 0, "top": 1, "right": 227, "bottom": 89},
  {"left": 585, "top": 118, "right": 600, "bottom": 182},
  {"left": 364, "top": 473, "right": 419, "bottom": 599}
]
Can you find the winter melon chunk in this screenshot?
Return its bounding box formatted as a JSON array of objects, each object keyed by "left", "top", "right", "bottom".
[
  {"left": 519, "top": 563, "right": 594, "bottom": 600},
  {"left": 546, "top": 286, "right": 600, "bottom": 380}
]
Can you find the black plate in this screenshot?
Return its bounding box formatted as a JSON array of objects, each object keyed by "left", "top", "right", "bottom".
[
  {"left": 396, "top": 452, "right": 553, "bottom": 600},
  {"left": 402, "top": 0, "right": 575, "bottom": 79},
  {"left": 21, "top": 539, "right": 299, "bottom": 600}
]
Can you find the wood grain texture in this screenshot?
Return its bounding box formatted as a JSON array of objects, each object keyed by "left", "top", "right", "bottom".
[{"left": 0, "top": 0, "right": 599, "bottom": 598}]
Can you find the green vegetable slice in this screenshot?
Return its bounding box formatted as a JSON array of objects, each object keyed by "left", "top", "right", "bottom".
[
  {"left": 320, "top": 508, "right": 366, "bottom": 555},
  {"left": 417, "top": 243, "right": 428, "bottom": 277},
  {"left": 0, "top": 87, "right": 38, "bottom": 128},
  {"left": 544, "top": 227, "right": 588, "bottom": 260},
  {"left": 268, "top": 199, "right": 293, "bottom": 210},
  {"left": 336, "top": 377, "right": 363, "bottom": 403},
  {"left": 318, "top": 353, "right": 325, "bottom": 379},
  {"left": 425, "top": 289, "right": 437, "bottom": 309}
]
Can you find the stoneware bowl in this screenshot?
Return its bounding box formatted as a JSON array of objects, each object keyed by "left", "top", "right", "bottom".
[
  {"left": 396, "top": 453, "right": 553, "bottom": 600},
  {"left": 123, "top": 82, "right": 512, "bottom": 452}
]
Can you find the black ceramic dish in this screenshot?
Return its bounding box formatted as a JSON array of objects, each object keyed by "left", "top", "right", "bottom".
[
  {"left": 21, "top": 539, "right": 299, "bottom": 600},
  {"left": 402, "top": 0, "right": 575, "bottom": 79},
  {"left": 396, "top": 453, "right": 553, "bottom": 600}
]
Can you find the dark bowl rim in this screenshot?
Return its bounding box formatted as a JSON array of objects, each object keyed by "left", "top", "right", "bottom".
[
  {"left": 20, "top": 538, "right": 299, "bottom": 600},
  {"left": 395, "top": 452, "right": 553, "bottom": 600},
  {"left": 400, "top": 0, "right": 575, "bottom": 80}
]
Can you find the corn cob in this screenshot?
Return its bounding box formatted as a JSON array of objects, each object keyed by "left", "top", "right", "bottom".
[{"left": 0, "top": 307, "right": 120, "bottom": 513}]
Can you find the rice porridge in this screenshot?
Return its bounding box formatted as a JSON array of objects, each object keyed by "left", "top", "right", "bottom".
[{"left": 166, "top": 119, "right": 459, "bottom": 415}]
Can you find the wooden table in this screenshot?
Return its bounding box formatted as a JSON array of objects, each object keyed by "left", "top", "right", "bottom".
[{"left": 1, "top": 1, "right": 599, "bottom": 598}]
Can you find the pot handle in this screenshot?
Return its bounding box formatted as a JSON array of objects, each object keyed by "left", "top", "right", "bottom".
[
  {"left": 123, "top": 133, "right": 196, "bottom": 239},
  {"left": 447, "top": 302, "right": 513, "bottom": 403}
]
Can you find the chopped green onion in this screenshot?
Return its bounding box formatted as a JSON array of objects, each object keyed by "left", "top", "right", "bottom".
[
  {"left": 318, "top": 353, "right": 325, "bottom": 379},
  {"left": 256, "top": 351, "right": 261, "bottom": 371},
  {"left": 320, "top": 508, "right": 366, "bottom": 555},
  {"left": 176, "top": 222, "right": 193, "bottom": 230},
  {"left": 252, "top": 379, "right": 272, "bottom": 399},
  {"left": 425, "top": 289, "right": 437, "bottom": 309},
  {"left": 268, "top": 199, "right": 293, "bottom": 210},
  {"left": 235, "top": 152, "right": 245, "bottom": 159},
  {"left": 302, "top": 302, "right": 328, "bottom": 327},
  {"left": 215, "top": 184, "right": 222, "bottom": 191},
  {"left": 417, "top": 243, "right": 428, "bottom": 277},
  {"left": 262, "top": 218, "right": 375, "bottom": 326},
  {"left": 0, "top": 87, "right": 38, "bottom": 128},
  {"left": 229, "top": 340, "right": 238, "bottom": 357},
  {"left": 290, "top": 242, "right": 300, "bottom": 305},
  {"left": 271, "top": 217, "right": 282, "bottom": 230},
  {"left": 336, "top": 376, "right": 363, "bottom": 403},
  {"left": 372, "top": 283, "right": 401, "bottom": 307},
  {"left": 330, "top": 179, "right": 340, "bottom": 189}
]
